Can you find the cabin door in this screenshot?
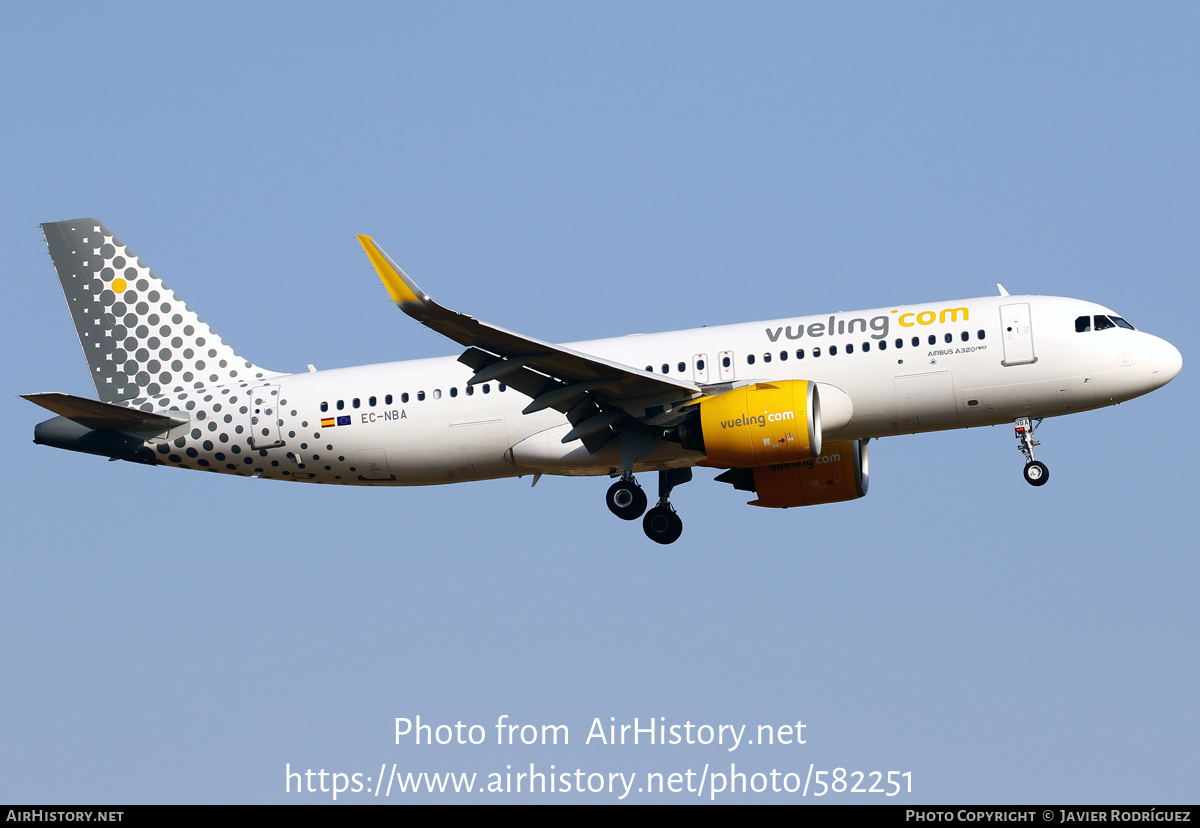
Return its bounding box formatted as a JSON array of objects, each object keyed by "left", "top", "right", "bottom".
[
  {"left": 249, "top": 384, "right": 284, "bottom": 448},
  {"left": 1000, "top": 303, "right": 1037, "bottom": 366}
]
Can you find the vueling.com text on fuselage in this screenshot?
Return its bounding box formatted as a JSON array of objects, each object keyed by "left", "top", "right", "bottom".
[{"left": 764, "top": 306, "right": 970, "bottom": 343}]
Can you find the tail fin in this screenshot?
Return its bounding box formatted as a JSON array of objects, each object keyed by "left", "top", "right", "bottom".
[{"left": 41, "top": 218, "right": 276, "bottom": 404}]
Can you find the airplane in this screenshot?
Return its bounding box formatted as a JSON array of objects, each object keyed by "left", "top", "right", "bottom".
[{"left": 25, "top": 219, "right": 1183, "bottom": 544}]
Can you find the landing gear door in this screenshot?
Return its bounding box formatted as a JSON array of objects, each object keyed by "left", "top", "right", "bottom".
[
  {"left": 1000, "top": 303, "right": 1037, "bottom": 366},
  {"left": 250, "top": 384, "right": 284, "bottom": 448}
]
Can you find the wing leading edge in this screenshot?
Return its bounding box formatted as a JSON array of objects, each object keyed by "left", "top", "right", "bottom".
[{"left": 357, "top": 235, "right": 701, "bottom": 453}]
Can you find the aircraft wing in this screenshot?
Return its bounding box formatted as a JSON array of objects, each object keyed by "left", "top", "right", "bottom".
[{"left": 358, "top": 236, "right": 701, "bottom": 452}]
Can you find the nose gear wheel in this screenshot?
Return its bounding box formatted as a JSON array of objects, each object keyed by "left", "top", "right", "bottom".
[
  {"left": 1014, "top": 417, "right": 1049, "bottom": 487},
  {"left": 1023, "top": 460, "right": 1049, "bottom": 486}
]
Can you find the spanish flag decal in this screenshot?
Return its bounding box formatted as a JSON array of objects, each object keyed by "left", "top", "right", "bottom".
[{"left": 321, "top": 418, "right": 335, "bottom": 428}]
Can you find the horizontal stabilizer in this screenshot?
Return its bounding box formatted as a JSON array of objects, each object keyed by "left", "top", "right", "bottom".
[{"left": 22, "top": 392, "right": 185, "bottom": 434}]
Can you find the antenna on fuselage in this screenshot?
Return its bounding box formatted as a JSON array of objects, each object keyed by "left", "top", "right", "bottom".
[{"left": 997, "top": 283, "right": 1010, "bottom": 296}]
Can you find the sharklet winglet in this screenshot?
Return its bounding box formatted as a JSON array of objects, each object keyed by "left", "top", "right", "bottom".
[{"left": 357, "top": 235, "right": 428, "bottom": 306}]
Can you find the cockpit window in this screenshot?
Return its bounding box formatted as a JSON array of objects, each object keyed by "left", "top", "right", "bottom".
[{"left": 1080, "top": 314, "right": 1136, "bottom": 332}]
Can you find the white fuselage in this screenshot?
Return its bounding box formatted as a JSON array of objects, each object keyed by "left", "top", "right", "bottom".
[{"left": 147, "top": 293, "right": 1180, "bottom": 486}]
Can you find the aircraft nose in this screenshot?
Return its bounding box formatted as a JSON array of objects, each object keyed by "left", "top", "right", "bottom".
[{"left": 1147, "top": 336, "right": 1183, "bottom": 387}]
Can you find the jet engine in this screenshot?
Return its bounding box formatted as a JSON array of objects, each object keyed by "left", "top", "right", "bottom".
[{"left": 678, "top": 380, "right": 821, "bottom": 468}]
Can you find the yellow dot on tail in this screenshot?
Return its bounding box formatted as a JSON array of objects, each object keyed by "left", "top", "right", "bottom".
[{"left": 112, "top": 278, "right": 127, "bottom": 293}]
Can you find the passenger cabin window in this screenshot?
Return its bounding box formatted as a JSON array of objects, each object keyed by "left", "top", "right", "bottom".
[
  {"left": 320, "top": 401, "right": 328, "bottom": 412},
  {"left": 466, "top": 385, "right": 474, "bottom": 396},
  {"left": 369, "top": 396, "right": 376, "bottom": 406},
  {"left": 977, "top": 329, "right": 986, "bottom": 340},
  {"left": 829, "top": 345, "right": 838, "bottom": 356},
  {"left": 846, "top": 343, "right": 854, "bottom": 354},
  {"left": 385, "top": 394, "right": 393, "bottom": 405},
  {"left": 911, "top": 337, "right": 919, "bottom": 347},
  {"left": 336, "top": 400, "right": 344, "bottom": 410},
  {"left": 779, "top": 350, "right": 788, "bottom": 361},
  {"left": 747, "top": 354, "right": 756, "bottom": 365},
  {"left": 432, "top": 389, "right": 442, "bottom": 400},
  {"left": 812, "top": 347, "right": 822, "bottom": 358},
  {"left": 763, "top": 353, "right": 772, "bottom": 363},
  {"left": 944, "top": 333, "right": 953, "bottom": 344},
  {"left": 353, "top": 398, "right": 360, "bottom": 408},
  {"left": 796, "top": 349, "right": 805, "bottom": 359},
  {"left": 450, "top": 387, "right": 458, "bottom": 398},
  {"left": 960, "top": 331, "right": 969, "bottom": 342},
  {"left": 401, "top": 393, "right": 409, "bottom": 403},
  {"left": 677, "top": 362, "right": 685, "bottom": 373},
  {"left": 722, "top": 356, "right": 731, "bottom": 368},
  {"left": 417, "top": 391, "right": 425, "bottom": 401},
  {"left": 662, "top": 363, "right": 669, "bottom": 373},
  {"left": 928, "top": 335, "right": 936, "bottom": 346}
]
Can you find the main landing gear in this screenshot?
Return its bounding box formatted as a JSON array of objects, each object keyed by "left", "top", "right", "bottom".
[
  {"left": 606, "top": 468, "right": 692, "bottom": 544},
  {"left": 606, "top": 474, "right": 647, "bottom": 520},
  {"left": 1014, "top": 417, "right": 1049, "bottom": 487}
]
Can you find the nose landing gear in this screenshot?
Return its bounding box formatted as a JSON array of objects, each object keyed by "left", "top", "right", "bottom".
[{"left": 1014, "top": 417, "right": 1049, "bottom": 487}]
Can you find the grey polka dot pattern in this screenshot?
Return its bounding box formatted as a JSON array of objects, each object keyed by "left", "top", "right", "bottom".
[
  {"left": 38, "top": 219, "right": 393, "bottom": 489},
  {"left": 41, "top": 219, "right": 278, "bottom": 404}
]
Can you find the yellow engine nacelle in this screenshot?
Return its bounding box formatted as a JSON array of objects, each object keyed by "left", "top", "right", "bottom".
[
  {"left": 714, "top": 439, "right": 869, "bottom": 509},
  {"left": 679, "top": 380, "right": 821, "bottom": 468}
]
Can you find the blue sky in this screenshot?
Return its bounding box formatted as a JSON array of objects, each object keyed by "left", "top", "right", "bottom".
[{"left": 2, "top": 3, "right": 1197, "bottom": 803}]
